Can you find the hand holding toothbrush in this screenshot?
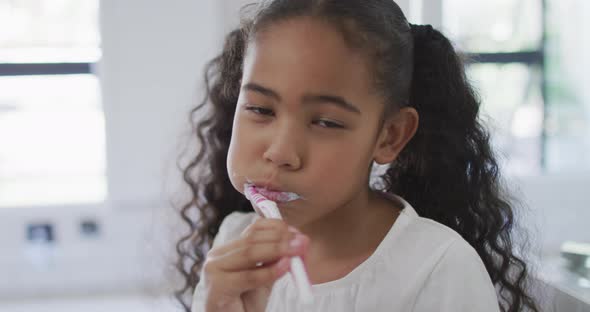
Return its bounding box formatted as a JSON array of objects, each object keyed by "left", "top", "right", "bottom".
[
  {"left": 201, "top": 217, "right": 310, "bottom": 312},
  {"left": 244, "top": 184, "right": 314, "bottom": 304}
]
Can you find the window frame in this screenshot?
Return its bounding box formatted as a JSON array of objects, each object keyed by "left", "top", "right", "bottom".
[
  {"left": 0, "top": 62, "right": 94, "bottom": 76},
  {"left": 459, "top": 0, "right": 548, "bottom": 170}
]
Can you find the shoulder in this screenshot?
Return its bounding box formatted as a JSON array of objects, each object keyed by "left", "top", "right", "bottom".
[
  {"left": 410, "top": 236, "right": 500, "bottom": 311},
  {"left": 389, "top": 207, "right": 469, "bottom": 264},
  {"left": 398, "top": 210, "right": 491, "bottom": 280},
  {"left": 212, "top": 211, "right": 258, "bottom": 247},
  {"left": 383, "top": 194, "right": 468, "bottom": 258},
  {"left": 393, "top": 212, "right": 499, "bottom": 311}
]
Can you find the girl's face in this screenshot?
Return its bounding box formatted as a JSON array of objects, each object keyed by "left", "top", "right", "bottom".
[{"left": 227, "top": 17, "right": 395, "bottom": 225}]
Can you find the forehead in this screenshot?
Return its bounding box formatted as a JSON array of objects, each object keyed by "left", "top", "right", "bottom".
[{"left": 242, "top": 17, "right": 377, "bottom": 103}]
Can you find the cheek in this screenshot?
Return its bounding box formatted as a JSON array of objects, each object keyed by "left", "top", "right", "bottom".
[
  {"left": 307, "top": 138, "right": 373, "bottom": 195},
  {"left": 226, "top": 118, "right": 255, "bottom": 193},
  {"left": 226, "top": 141, "right": 240, "bottom": 191}
]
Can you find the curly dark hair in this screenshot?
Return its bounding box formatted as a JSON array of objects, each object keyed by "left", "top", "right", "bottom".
[{"left": 174, "top": 1, "right": 540, "bottom": 311}]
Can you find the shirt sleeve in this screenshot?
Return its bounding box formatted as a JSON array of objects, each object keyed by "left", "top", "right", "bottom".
[
  {"left": 412, "top": 239, "right": 501, "bottom": 312},
  {"left": 191, "top": 212, "right": 256, "bottom": 312}
]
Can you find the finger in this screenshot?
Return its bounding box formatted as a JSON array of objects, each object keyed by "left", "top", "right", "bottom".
[
  {"left": 225, "top": 257, "right": 291, "bottom": 294},
  {"left": 245, "top": 218, "right": 290, "bottom": 232},
  {"left": 240, "top": 228, "right": 293, "bottom": 244},
  {"left": 216, "top": 238, "right": 301, "bottom": 271},
  {"left": 208, "top": 224, "right": 293, "bottom": 257},
  {"left": 296, "top": 233, "right": 311, "bottom": 263}
]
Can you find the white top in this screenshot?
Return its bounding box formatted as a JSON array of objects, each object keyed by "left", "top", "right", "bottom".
[{"left": 192, "top": 194, "right": 500, "bottom": 312}]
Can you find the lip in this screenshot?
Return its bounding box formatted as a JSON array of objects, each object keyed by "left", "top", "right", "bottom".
[
  {"left": 248, "top": 180, "right": 286, "bottom": 192},
  {"left": 257, "top": 188, "right": 299, "bottom": 202},
  {"left": 246, "top": 181, "right": 301, "bottom": 202}
]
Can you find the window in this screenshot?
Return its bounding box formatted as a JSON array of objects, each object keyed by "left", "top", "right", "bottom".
[
  {"left": 0, "top": 0, "right": 106, "bottom": 207},
  {"left": 443, "top": 0, "right": 589, "bottom": 175},
  {"left": 544, "top": 0, "right": 589, "bottom": 173}
]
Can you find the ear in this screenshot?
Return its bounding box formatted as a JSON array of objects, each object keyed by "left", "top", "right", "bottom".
[{"left": 372, "top": 107, "right": 419, "bottom": 164}]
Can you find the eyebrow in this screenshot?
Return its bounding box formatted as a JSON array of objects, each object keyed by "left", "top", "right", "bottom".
[{"left": 242, "top": 82, "right": 361, "bottom": 114}]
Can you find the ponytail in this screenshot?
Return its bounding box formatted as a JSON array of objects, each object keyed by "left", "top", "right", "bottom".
[
  {"left": 387, "top": 23, "right": 482, "bottom": 228},
  {"left": 382, "top": 24, "right": 539, "bottom": 312}
]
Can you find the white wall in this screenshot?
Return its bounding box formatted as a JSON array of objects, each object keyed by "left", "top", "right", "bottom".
[
  {"left": 0, "top": 0, "right": 224, "bottom": 299},
  {"left": 513, "top": 175, "right": 590, "bottom": 257},
  {"left": 101, "top": 0, "right": 223, "bottom": 203}
]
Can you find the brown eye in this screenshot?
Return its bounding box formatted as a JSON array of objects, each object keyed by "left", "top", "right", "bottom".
[
  {"left": 313, "top": 119, "right": 344, "bottom": 129},
  {"left": 245, "top": 106, "right": 274, "bottom": 116}
]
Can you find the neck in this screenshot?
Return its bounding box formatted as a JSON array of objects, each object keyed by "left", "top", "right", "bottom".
[{"left": 299, "top": 189, "right": 394, "bottom": 260}]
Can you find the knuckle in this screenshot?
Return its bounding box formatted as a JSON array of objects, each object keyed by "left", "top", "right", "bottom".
[
  {"left": 241, "top": 226, "right": 257, "bottom": 238},
  {"left": 264, "top": 267, "right": 278, "bottom": 281},
  {"left": 240, "top": 228, "right": 252, "bottom": 238},
  {"left": 283, "top": 229, "right": 295, "bottom": 242},
  {"left": 242, "top": 234, "right": 256, "bottom": 245},
  {"left": 244, "top": 270, "right": 271, "bottom": 286},
  {"left": 244, "top": 271, "right": 261, "bottom": 286},
  {"left": 275, "top": 242, "right": 286, "bottom": 255},
  {"left": 276, "top": 221, "right": 289, "bottom": 231},
  {"left": 203, "top": 259, "right": 216, "bottom": 275},
  {"left": 242, "top": 246, "right": 256, "bottom": 262},
  {"left": 252, "top": 218, "right": 268, "bottom": 228},
  {"left": 241, "top": 225, "right": 257, "bottom": 237},
  {"left": 274, "top": 229, "right": 287, "bottom": 242},
  {"left": 207, "top": 247, "right": 218, "bottom": 257},
  {"left": 260, "top": 218, "right": 282, "bottom": 228}
]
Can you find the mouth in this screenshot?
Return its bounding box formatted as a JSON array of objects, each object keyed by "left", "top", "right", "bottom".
[
  {"left": 245, "top": 182, "right": 302, "bottom": 203},
  {"left": 256, "top": 188, "right": 301, "bottom": 202}
]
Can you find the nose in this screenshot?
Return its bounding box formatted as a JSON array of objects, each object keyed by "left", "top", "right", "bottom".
[{"left": 262, "top": 124, "right": 302, "bottom": 170}]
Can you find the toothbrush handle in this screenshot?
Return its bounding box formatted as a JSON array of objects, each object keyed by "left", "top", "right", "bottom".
[
  {"left": 290, "top": 256, "right": 314, "bottom": 304},
  {"left": 247, "top": 196, "right": 314, "bottom": 304}
]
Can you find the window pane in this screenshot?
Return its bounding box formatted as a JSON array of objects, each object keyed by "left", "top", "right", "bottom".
[
  {"left": 443, "top": 0, "right": 542, "bottom": 52},
  {"left": 467, "top": 64, "right": 544, "bottom": 175},
  {"left": 0, "top": 75, "right": 106, "bottom": 207},
  {"left": 545, "top": 0, "right": 590, "bottom": 172},
  {"left": 0, "top": 0, "right": 100, "bottom": 62}
]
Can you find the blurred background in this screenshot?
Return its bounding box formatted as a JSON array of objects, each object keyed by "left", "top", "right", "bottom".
[{"left": 0, "top": 0, "right": 588, "bottom": 311}]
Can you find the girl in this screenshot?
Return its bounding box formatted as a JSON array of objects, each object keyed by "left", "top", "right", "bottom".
[{"left": 175, "top": 0, "right": 540, "bottom": 311}]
